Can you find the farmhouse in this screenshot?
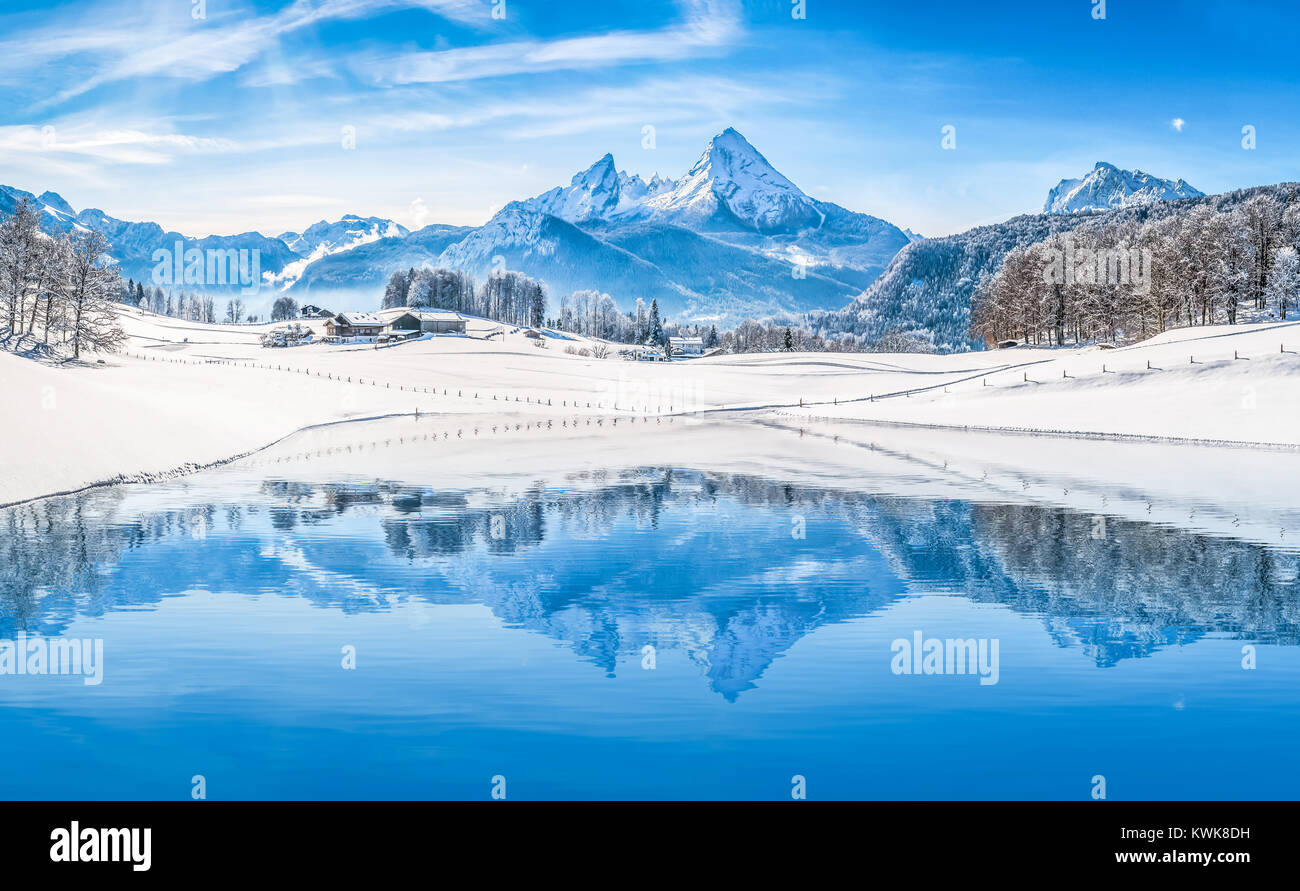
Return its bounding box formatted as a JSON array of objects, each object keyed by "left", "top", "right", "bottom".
[
  {"left": 324, "top": 312, "right": 385, "bottom": 339},
  {"left": 299, "top": 304, "right": 333, "bottom": 319},
  {"left": 670, "top": 336, "right": 704, "bottom": 356}
]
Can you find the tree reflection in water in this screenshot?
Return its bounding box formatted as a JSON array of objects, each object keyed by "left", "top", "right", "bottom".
[{"left": 2, "top": 468, "right": 1297, "bottom": 698}]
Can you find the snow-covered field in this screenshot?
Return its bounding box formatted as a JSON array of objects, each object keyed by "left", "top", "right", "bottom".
[{"left": 2, "top": 305, "right": 1299, "bottom": 507}]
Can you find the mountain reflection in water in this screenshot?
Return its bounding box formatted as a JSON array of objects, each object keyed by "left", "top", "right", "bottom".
[{"left": 3, "top": 468, "right": 1297, "bottom": 700}]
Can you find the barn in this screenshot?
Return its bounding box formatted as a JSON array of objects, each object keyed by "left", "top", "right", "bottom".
[{"left": 379, "top": 308, "right": 467, "bottom": 335}]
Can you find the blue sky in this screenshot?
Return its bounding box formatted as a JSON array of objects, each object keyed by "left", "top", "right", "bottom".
[{"left": 0, "top": 0, "right": 1296, "bottom": 238}]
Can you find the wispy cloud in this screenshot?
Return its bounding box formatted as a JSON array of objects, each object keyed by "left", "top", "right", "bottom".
[
  {"left": 0, "top": 122, "right": 239, "bottom": 165},
  {"left": 349, "top": 71, "right": 790, "bottom": 135},
  {"left": 0, "top": 0, "right": 495, "bottom": 107},
  {"left": 356, "top": 0, "right": 742, "bottom": 86}
]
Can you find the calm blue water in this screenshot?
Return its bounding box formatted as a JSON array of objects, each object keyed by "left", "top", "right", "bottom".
[{"left": 2, "top": 459, "right": 1298, "bottom": 800}]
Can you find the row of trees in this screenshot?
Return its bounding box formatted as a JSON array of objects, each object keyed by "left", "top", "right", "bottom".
[
  {"left": 121, "top": 279, "right": 261, "bottom": 325},
  {"left": 1, "top": 199, "right": 125, "bottom": 358},
  {"left": 721, "top": 319, "right": 870, "bottom": 354},
  {"left": 550, "top": 294, "right": 726, "bottom": 353},
  {"left": 553, "top": 293, "right": 689, "bottom": 347},
  {"left": 378, "top": 265, "right": 878, "bottom": 355},
  {"left": 971, "top": 193, "right": 1300, "bottom": 346},
  {"left": 382, "top": 267, "right": 545, "bottom": 327}
]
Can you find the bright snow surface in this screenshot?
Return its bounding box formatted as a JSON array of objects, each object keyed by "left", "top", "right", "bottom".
[{"left": 2, "top": 305, "right": 1299, "bottom": 506}]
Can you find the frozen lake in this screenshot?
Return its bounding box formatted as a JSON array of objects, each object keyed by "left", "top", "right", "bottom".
[{"left": 2, "top": 422, "right": 1299, "bottom": 800}]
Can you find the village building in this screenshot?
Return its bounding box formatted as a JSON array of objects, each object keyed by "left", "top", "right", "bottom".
[
  {"left": 378, "top": 307, "right": 468, "bottom": 336},
  {"left": 669, "top": 336, "right": 704, "bottom": 356},
  {"left": 323, "top": 312, "right": 385, "bottom": 339}
]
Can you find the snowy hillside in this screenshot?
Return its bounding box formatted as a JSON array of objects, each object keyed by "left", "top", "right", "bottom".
[
  {"left": 1044, "top": 162, "right": 1204, "bottom": 214},
  {"left": 4, "top": 303, "right": 1299, "bottom": 510},
  {"left": 820, "top": 181, "right": 1300, "bottom": 352}
]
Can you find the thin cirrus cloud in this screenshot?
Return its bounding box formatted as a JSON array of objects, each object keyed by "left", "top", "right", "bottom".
[
  {"left": 355, "top": 71, "right": 804, "bottom": 142},
  {"left": 0, "top": 0, "right": 495, "bottom": 107},
  {"left": 356, "top": 0, "right": 742, "bottom": 86},
  {"left": 0, "top": 122, "right": 240, "bottom": 166}
]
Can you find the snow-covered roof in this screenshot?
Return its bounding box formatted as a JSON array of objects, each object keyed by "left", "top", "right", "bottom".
[
  {"left": 334, "top": 312, "right": 384, "bottom": 325},
  {"left": 670, "top": 336, "right": 703, "bottom": 344},
  {"left": 382, "top": 308, "right": 464, "bottom": 322}
]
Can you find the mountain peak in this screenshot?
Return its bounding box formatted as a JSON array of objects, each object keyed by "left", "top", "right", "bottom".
[
  {"left": 646, "top": 127, "right": 822, "bottom": 232},
  {"left": 521, "top": 153, "right": 626, "bottom": 223},
  {"left": 277, "top": 214, "right": 410, "bottom": 264},
  {"left": 692, "top": 127, "right": 776, "bottom": 176},
  {"left": 1044, "top": 163, "right": 1204, "bottom": 214},
  {"left": 37, "top": 190, "right": 75, "bottom": 216}
]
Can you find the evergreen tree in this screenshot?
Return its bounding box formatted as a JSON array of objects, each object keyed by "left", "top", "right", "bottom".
[{"left": 647, "top": 298, "right": 663, "bottom": 345}]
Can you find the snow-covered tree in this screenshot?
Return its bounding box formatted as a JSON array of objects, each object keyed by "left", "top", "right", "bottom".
[
  {"left": 1268, "top": 246, "right": 1300, "bottom": 320},
  {"left": 60, "top": 229, "right": 125, "bottom": 358},
  {"left": 0, "top": 197, "right": 42, "bottom": 334}
]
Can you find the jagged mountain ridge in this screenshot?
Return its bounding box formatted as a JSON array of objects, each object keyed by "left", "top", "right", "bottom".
[
  {"left": 0, "top": 185, "right": 300, "bottom": 295},
  {"left": 1044, "top": 161, "right": 1204, "bottom": 214},
  {"left": 405, "top": 127, "right": 911, "bottom": 320},
  {"left": 1, "top": 128, "right": 910, "bottom": 323}
]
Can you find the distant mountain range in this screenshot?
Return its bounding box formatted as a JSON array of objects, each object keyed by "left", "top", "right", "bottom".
[
  {"left": 0, "top": 185, "right": 301, "bottom": 296},
  {"left": 1044, "top": 161, "right": 1203, "bottom": 214},
  {"left": 1, "top": 129, "right": 909, "bottom": 324},
  {"left": 3, "top": 148, "right": 1215, "bottom": 338}
]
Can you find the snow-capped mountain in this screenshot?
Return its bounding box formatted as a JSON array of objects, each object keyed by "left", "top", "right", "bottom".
[
  {"left": 287, "top": 224, "right": 471, "bottom": 297},
  {"left": 522, "top": 153, "right": 674, "bottom": 223},
  {"left": 639, "top": 127, "right": 826, "bottom": 232},
  {"left": 272, "top": 215, "right": 410, "bottom": 290},
  {"left": 418, "top": 127, "right": 909, "bottom": 319},
  {"left": 1, "top": 186, "right": 83, "bottom": 231},
  {"left": 279, "top": 215, "right": 409, "bottom": 256},
  {"left": 0, "top": 185, "right": 300, "bottom": 294},
  {"left": 1044, "top": 162, "right": 1204, "bottom": 214},
  {"left": 1, "top": 128, "right": 913, "bottom": 323}
]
